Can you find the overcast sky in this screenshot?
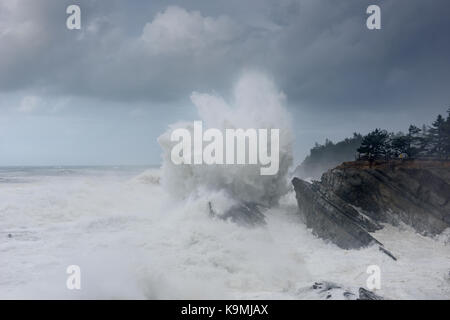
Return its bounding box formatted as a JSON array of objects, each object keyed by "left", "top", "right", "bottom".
[{"left": 1, "top": 0, "right": 449, "bottom": 166}]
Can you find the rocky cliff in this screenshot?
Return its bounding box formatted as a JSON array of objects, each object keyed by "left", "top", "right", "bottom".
[{"left": 292, "top": 160, "right": 450, "bottom": 250}]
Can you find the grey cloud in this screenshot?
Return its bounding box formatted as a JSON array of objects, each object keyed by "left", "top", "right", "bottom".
[
  {"left": 273, "top": 0, "right": 450, "bottom": 112},
  {"left": 0, "top": 0, "right": 256, "bottom": 103},
  {"left": 1, "top": 0, "right": 450, "bottom": 165},
  {"left": 0, "top": 0, "right": 449, "bottom": 114}
]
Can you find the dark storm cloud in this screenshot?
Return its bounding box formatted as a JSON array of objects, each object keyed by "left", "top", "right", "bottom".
[
  {"left": 1, "top": 0, "right": 449, "bottom": 113},
  {"left": 274, "top": 0, "right": 450, "bottom": 112}
]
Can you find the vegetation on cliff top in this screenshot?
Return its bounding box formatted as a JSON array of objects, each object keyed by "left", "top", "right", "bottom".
[
  {"left": 357, "top": 108, "right": 450, "bottom": 162},
  {"left": 295, "top": 108, "right": 450, "bottom": 178}
]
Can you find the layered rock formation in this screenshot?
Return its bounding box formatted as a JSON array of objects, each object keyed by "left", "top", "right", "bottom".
[
  {"left": 297, "top": 281, "right": 384, "bottom": 300},
  {"left": 292, "top": 160, "right": 450, "bottom": 250},
  {"left": 208, "top": 201, "right": 267, "bottom": 227}
]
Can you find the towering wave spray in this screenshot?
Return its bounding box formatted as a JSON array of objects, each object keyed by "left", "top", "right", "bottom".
[{"left": 158, "top": 72, "right": 293, "bottom": 207}]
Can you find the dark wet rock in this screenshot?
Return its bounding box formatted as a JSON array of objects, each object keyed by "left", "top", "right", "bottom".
[
  {"left": 311, "top": 281, "right": 341, "bottom": 292},
  {"left": 292, "top": 160, "right": 450, "bottom": 250},
  {"left": 300, "top": 282, "right": 384, "bottom": 300},
  {"left": 379, "top": 246, "right": 397, "bottom": 261},
  {"left": 319, "top": 161, "right": 450, "bottom": 236},
  {"left": 307, "top": 281, "right": 357, "bottom": 300},
  {"left": 358, "top": 288, "right": 384, "bottom": 300},
  {"left": 292, "top": 177, "right": 381, "bottom": 249},
  {"left": 343, "top": 291, "right": 357, "bottom": 299},
  {"left": 209, "top": 201, "right": 266, "bottom": 227}
]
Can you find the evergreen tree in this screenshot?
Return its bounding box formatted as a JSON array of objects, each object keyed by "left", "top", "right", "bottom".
[
  {"left": 357, "top": 129, "right": 389, "bottom": 163},
  {"left": 443, "top": 108, "right": 450, "bottom": 159},
  {"left": 406, "top": 125, "right": 423, "bottom": 158},
  {"left": 420, "top": 124, "right": 429, "bottom": 156},
  {"left": 427, "top": 114, "right": 446, "bottom": 158},
  {"left": 390, "top": 133, "right": 409, "bottom": 157}
]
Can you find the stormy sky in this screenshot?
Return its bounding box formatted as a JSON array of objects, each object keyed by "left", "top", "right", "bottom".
[{"left": 0, "top": 0, "right": 449, "bottom": 166}]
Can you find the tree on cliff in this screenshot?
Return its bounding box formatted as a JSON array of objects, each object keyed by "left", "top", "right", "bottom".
[
  {"left": 390, "top": 133, "right": 409, "bottom": 157},
  {"left": 443, "top": 108, "right": 450, "bottom": 159},
  {"left": 407, "top": 125, "right": 425, "bottom": 157},
  {"left": 390, "top": 125, "right": 425, "bottom": 158},
  {"left": 357, "top": 129, "right": 389, "bottom": 163},
  {"left": 426, "top": 114, "right": 447, "bottom": 159}
]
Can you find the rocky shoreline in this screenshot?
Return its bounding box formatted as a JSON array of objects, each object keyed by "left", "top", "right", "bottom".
[{"left": 292, "top": 160, "right": 450, "bottom": 252}]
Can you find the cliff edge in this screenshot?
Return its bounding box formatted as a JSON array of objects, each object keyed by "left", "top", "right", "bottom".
[{"left": 292, "top": 160, "right": 450, "bottom": 250}]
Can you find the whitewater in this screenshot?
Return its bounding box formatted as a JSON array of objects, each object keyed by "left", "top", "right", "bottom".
[
  {"left": 1, "top": 73, "right": 449, "bottom": 299},
  {"left": 0, "top": 166, "right": 449, "bottom": 299}
]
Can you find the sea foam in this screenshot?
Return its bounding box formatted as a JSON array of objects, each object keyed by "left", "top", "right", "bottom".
[{"left": 158, "top": 72, "right": 293, "bottom": 207}]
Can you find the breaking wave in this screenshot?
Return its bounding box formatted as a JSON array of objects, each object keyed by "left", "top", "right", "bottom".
[{"left": 158, "top": 72, "right": 293, "bottom": 207}]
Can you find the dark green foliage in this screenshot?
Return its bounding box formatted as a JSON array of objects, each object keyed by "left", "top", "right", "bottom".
[
  {"left": 357, "top": 109, "right": 450, "bottom": 161},
  {"left": 390, "top": 133, "right": 409, "bottom": 157},
  {"left": 426, "top": 114, "right": 447, "bottom": 158},
  {"left": 388, "top": 126, "right": 424, "bottom": 158},
  {"left": 407, "top": 125, "right": 425, "bottom": 158},
  {"left": 357, "top": 129, "right": 389, "bottom": 161},
  {"left": 445, "top": 108, "right": 450, "bottom": 159},
  {"left": 295, "top": 108, "right": 450, "bottom": 179}
]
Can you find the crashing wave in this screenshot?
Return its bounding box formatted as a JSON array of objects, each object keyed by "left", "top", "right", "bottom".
[{"left": 158, "top": 72, "right": 293, "bottom": 208}]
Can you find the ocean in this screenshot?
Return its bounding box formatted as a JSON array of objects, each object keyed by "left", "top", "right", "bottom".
[{"left": 0, "top": 166, "right": 449, "bottom": 299}]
